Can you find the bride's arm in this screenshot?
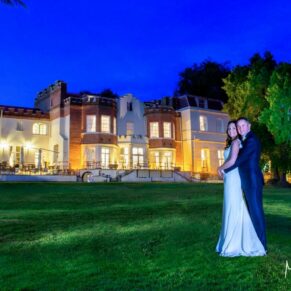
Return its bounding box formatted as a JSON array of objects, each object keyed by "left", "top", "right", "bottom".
[{"left": 219, "top": 139, "right": 240, "bottom": 171}]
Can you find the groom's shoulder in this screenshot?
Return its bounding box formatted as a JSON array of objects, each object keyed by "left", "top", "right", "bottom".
[{"left": 246, "top": 131, "right": 261, "bottom": 146}]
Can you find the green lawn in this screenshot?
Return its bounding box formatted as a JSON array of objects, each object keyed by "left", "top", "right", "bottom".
[{"left": 0, "top": 182, "right": 290, "bottom": 290}]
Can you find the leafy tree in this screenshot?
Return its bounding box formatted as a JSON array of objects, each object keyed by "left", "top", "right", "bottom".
[
  {"left": 259, "top": 63, "right": 291, "bottom": 184},
  {"left": 260, "top": 63, "right": 291, "bottom": 145},
  {"left": 176, "top": 60, "right": 230, "bottom": 102},
  {"left": 0, "top": 0, "right": 26, "bottom": 6},
  {"left": 222, "top": 52, "right": 291, "bottom": 185}
]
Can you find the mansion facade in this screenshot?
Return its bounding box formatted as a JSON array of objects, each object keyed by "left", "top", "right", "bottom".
[{"left": 0, "top": 81, "right": 229, "bottom": 176}]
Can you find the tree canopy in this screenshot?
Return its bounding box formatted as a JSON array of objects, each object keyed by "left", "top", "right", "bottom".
[
  {"left": 175, "top": 60, "right": 230, "bottom": 102},
  {"left": 0, "top": 0, "right": 26, "bottom": 6},
  {"left": 222, "top": 51, "right": 291, "bottom": 184}
]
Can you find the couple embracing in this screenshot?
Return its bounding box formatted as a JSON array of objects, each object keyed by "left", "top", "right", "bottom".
[{"left": 216, "top": 117, "right": 267, "bottom": 257}]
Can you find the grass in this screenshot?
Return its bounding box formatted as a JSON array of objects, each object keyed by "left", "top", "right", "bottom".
[{"left": 0, "top": 182, "right": 290, "bottom": 290}]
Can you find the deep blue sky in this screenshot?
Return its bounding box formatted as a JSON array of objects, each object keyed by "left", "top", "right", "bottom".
[{"left": 0, "top": 0, "right": 290, "bottom": 107}]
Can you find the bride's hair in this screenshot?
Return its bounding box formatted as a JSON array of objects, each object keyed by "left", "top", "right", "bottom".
[{"left": 225, "top": 120, "right": 238, "bottom": 149}]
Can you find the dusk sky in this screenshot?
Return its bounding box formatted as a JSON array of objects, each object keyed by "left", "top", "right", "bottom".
[{"left": 0, "top": 0, "right": 290, "bottom": 107}]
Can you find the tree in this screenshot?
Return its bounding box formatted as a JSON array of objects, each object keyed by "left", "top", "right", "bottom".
[
  {"left": 98, "top": 89, "right": 119, "bottom": 99},
  {"left": 259, "top": 63, "right": 291, "bottom": 184},
  {"left": 175, "top": 60, "right": 230, "bottom": 102},
  {"left": 222, "top": 51, "right": 290, "bottom": 185},
  {"left": 0, "top": 0, "right": 26, "bottom": 6},
  {"left": 260, "top": 63, "right": 291, "bottom": 145}
]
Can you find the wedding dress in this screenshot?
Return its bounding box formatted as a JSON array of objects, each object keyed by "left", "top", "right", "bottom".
[{"left": 216, "top": 145, "right": 266, "bottom": 257}]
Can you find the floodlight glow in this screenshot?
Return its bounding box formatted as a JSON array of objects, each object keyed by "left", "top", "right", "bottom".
[
  {"left": 0, "top": 141, "right": 9, "bottom": 149},
  {"left": 24, "top": 142, "right": 33, "bottom": 150}
]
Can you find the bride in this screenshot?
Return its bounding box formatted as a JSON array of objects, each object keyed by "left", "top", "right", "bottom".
[{"left": 216, "top": 120, "right": 266, "bottom": 257}]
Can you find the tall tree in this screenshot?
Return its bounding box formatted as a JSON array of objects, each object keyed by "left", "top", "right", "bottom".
[
  {"left": 260, "top": 63, "right": 291, "bottom": 145},
  {"left": 176, "top": 60, "right": 230, "bottom": 102},
  {"left": 0, "top": 0, "right": 26, "bottom": 6},
  {"left": 259, "top": 63, "right": 291, "bottom": 184}
]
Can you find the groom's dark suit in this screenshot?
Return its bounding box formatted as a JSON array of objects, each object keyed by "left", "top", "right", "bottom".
[{"left": 224, "top": 131, "right": 267, "bottom": 249}]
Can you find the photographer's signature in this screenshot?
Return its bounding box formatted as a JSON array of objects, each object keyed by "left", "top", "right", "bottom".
[{"left": 285, "top": 260, "right": 290, "bottom": 279}]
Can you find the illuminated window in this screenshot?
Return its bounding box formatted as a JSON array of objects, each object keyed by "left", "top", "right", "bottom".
[
  {"left": 113, "top": 117, "right": 117, "bottom": 135},
  {"left": 154, "top": 152, "right": 160, "bottom": 168},
  {"left": 201, "top": 148, "right": 210, "bottom": 172},
  {"left": 132, "top": 147, "right": 144, "bottom": 168},
  {"left": 120, "top": 147, "right": 129, "bottom": 168},
  {"left": 217, "top": 150, "right": 224, "bottom": 166},
  {"left": 35, "top": 151, "right": 40, "bottom": 168},
  {"left": 199, "top": 116, "right": 208, "bottom": 131},
  {"left": 126, "top": 122, "right": 134, "bottom": 135},
  {"left": 15, "top": 146, "right": 21, "bottom": 165},
  {"left": 150, "top": 122, "right": 159, "bottom": 138},
  {"left": 162, "top": 151, "right": 172, "bottom": 169},
  {"left": 53, "top": 144, "right": 59, "bottom": 164},
  {"left": 86, "top": 115, "right": 96, "bottom": 132},
  {"left": 173, "top": 123, "right": 175, "bottom": 139},
  {"left": 101, "top": 115, "right": 110, "bottom": 133},
  {"left": 101, "top": 147, "right": 110, "bottom": 168},
  {"left": 39, "top": 124, "right": 47, "bottom": 135},
  {"left": 32, "top": 123, "right": 47, "bottom": 135},
  {"left": 163, "top": 122, "right": 171, "bottom": 138}
]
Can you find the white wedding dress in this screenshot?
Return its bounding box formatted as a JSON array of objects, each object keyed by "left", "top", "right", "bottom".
[{"left": 216, "top": 145, "right": 266, "bottom": 257}]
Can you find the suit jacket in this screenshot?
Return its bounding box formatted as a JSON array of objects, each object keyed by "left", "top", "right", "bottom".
[{"left": 224, "top": 131, "right": 264, "bottom": 188}]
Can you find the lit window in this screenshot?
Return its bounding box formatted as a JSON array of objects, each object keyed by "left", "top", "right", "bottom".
[
  {"left": 163, "top": 122, "right": 171, "bottom": 138},
  {"left": 126, "top": 122, "right": 134, "bottom": 135},
  {"left": 154, "top": 151, "right": 160, "bottom": 168},
  {"left": 113, "top": 117, "right": 117, "bottom": 135},
  {"left": 32, "top": 123, "right": 47, "bottom": 135},
  {"left": 201, "top": 148, "right": 210, "bottom": 172},
  {"left": 101, "top": 115, "right": 110, "bottom": 133},
  {"left": 101, "top": 147, "right": 110, "bottom": 168},
  {"left": 173, "top": 123, "right": 175, "bottom": 140},
  {"left": 53, "top": 144, "right": 59, "bottom": 164},
  {"left": 121, "top": 147, "right": 129, "bottom": 168},
  {"left": 217, "top": 150, "right": 224, "bottom": 166},
  {"left": 162, "top": 151, "right": 172, "bottom": 169},
  {"left": 150, "top": 122, "right": 159, "bottom": 138},
  {"left": 199, "top": 116, "right": 208, "bottom": 131},
  {"left": 132, "top": 147, "right": 144, "bottom": 168},
  {"left": 86, "top": 115, "right": 96, "bottom": 132},
  {"left": 39, "top": 124, "right": 47, "bottom": 135}
]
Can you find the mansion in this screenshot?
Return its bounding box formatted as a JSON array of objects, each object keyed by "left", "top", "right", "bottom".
[{"left": 0, "top": 81, "right": 229, "bottom": 177}]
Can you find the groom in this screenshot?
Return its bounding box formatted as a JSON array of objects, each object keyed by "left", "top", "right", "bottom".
[{"left": 220, "top": 117, "right": 267, "bottom": 250}]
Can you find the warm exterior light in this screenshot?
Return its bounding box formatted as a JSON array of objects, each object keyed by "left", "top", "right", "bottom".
[
  {"left": 0, "top": 141, "right": 9, "bottom": 149},
  {"left": 24, "top": 142, "right": 33, "bottom": 150}
]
